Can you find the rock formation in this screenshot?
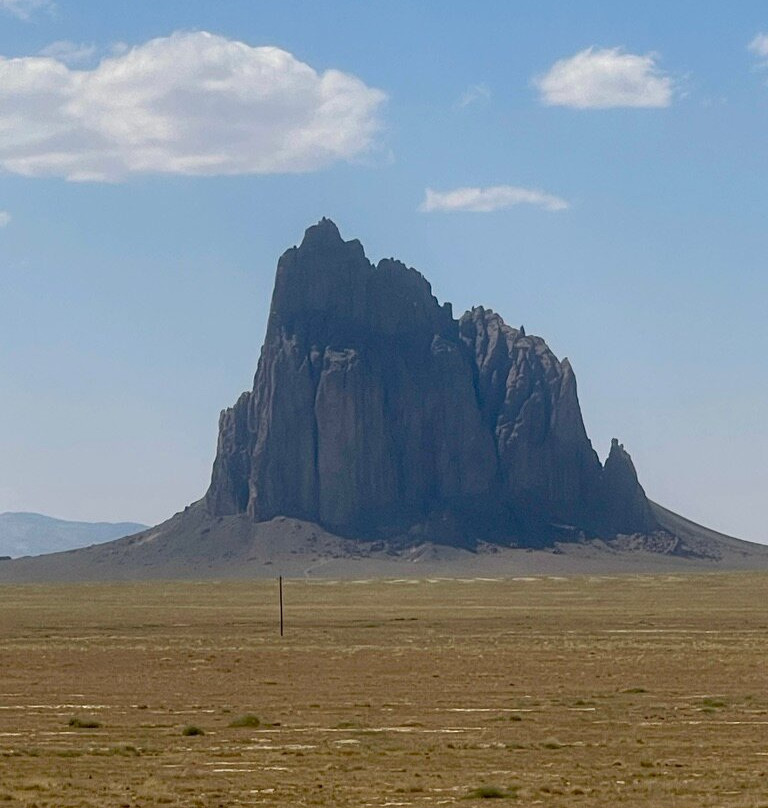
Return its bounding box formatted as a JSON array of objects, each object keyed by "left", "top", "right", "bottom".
[{"left": 206, "top": 219, "right": 658, "bottom": 547}]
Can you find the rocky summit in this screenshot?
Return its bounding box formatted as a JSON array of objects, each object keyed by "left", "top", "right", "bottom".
[
  {"left": 206, "top": 218, "right": 657, "bottom": 548},
  {"left": 3, "top": 217, "right": 766, "bottom": 583}
]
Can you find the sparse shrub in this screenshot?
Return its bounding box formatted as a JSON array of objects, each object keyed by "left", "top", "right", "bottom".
[
  {"left": 94, "top": 745, "right": 140, "bottom": 757},
  {"left": 541, "top": 738, "right": 566, "bottom": 749},
  {"left": 464, "top": 785, "right": 510, "bottom": 799},
  {"left": 182, "top": 725, "right": 205, "bottom": 737},
  {"left": 68, "top": 717, "right": 101, "bottom": 729},
  {"left": 229, "top": 714, "right": 261, "bottom": 728}
]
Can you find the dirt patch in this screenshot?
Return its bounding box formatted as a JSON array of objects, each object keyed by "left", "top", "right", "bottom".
[{"left": 1, "top": 574, "right": 768, "bottom": 805}]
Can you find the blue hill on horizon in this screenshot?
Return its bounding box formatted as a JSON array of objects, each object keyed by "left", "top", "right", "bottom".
[{"left": 0, "top": 512, "right": 148, "bottom": 559}]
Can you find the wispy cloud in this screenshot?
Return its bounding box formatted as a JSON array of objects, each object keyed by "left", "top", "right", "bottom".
[
  {"left": 0, "top": 31, "right": 386, "bottom": 181},
  {"left": 0, "top": 211, "right": 11, "bottom": 227},
  {"left": 38, "top": 40, "right": 96, "bottom": 66},
  {"left": 534, "top": 47, "right": 673, "bottom": 109},
  {"left": 456, "top": 83, "right": 491, "bottom": 108},
  {"left": 749, "top": 33, "right": 768, "bottom": 62},
  {"left": 0, "top": 0, "right": 53, "bottom": 20},
  {"left": 420, "top": 185, "right": 568, "bottom": 213}
]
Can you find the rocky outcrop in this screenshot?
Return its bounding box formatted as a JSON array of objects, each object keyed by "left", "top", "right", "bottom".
[
  {"left": 601, "top": 439, "right": 657, "bottom": 535},
  {"left": 206, "top": 219, "right": 658, "bottom": 546},
  {"left": 458, "top": 307, "right": 604, "bottom": 531}
]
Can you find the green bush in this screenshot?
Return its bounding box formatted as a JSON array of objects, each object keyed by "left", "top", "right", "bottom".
[
  {"left": 182, "top": 725, "right": 205, "bottom": 737},
  {"left": 68, "top": 717, "right": 101, "bottom": 729},
  {"left": 464, "top": 785, "right": 510, "bottom": 799}
]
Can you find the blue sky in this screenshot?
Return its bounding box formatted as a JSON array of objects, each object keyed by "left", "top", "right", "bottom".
[{"left": 0, "top": 1, "right": 766, "bottom": 542}]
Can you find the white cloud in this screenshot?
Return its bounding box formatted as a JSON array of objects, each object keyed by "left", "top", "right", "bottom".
[
  {"left": 38, "top": 40, "right": 96, "bottom": 66},
  {"left": 534, "top": 47, "right": 673, "bottom": 109},
  {"left": 0, "top": 211, "right": 11, "bottom": 227},
  {"left": 420, "top": 185, "right": 568, "bottom": 213},
  {"left": 457, "top": 83, "right": 491, "bottom": 108},
  {"left": 0, "top": 31, "right": 386, "bottom": 181},
  {"left": 749, "top": 33, "right": 768, "bottom": 61},
  {"left": 0, "top": 0, "right": 53, "bottom": 20}
]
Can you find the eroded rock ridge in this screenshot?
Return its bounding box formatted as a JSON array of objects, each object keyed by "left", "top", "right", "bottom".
[{"left": 206, "top": 219, "right": 657, "bottom": 546}]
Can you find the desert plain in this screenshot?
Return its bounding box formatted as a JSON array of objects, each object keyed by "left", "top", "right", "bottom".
[{"left": 1, "top": 573, "right": 767, "bottom": 807}]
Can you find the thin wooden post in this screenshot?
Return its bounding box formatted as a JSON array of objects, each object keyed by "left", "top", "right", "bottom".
[{"left": 279, "top": 575, "right": 284, "bottom": 637}]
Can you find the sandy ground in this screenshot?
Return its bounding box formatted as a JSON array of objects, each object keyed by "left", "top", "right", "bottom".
[
  {"left": 1, "top": 574, "right": 768, "bottom": 805},
  {"left": 1, "top": 503, "right": 767, "bottom": 583}
]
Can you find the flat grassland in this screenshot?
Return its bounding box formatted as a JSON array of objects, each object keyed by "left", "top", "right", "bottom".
[{"left": 1, "top": 574, "right": 768, "bottom": 807}]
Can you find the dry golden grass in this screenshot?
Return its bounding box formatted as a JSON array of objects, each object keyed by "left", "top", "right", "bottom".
[{"left": 1, "top": 573, "right": 768, "bottom": 806}]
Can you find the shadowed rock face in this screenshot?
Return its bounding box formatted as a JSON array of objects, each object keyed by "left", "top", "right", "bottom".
[
  {"left": 601, "top": 439, "right": 657, "bottom": 534},
  {"left": 458, "top": 307, "right": 604, "bottom": 530},
  {"left": 206, "top": 219, "right": 658, "bottom": 546}
]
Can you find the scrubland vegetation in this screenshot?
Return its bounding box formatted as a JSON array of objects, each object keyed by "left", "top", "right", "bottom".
[{"left": 1, "top": 574, "right": 767, "bottom": 806}]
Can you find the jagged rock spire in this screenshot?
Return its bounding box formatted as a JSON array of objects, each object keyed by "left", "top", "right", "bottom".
[
  {"left": 601, "top": 439, "right": 657, "bottom": 534},
  {"left": 206, "top": 220, "right": 657, "bottom": 546}
]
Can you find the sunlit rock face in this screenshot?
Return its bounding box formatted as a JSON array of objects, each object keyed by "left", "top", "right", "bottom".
[{"left": 206, "top": 219, "right": 657, "bottom": 547}]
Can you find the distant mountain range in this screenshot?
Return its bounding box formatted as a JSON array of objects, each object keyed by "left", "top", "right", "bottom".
[{"left": 0, "top": 512, "right": 147, "bottom": 559}]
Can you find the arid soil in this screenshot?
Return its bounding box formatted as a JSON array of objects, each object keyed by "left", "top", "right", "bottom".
[
  {"left": 1, "top": 574, "right": 768, "bottom": 806},
  {"left": 2, "top": 503, "right": 767, "bottom": 584}
]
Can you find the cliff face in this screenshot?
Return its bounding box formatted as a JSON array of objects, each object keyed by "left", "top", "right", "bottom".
[{"left": 206, "top": 219, "right": 657, "bottom": 546}]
